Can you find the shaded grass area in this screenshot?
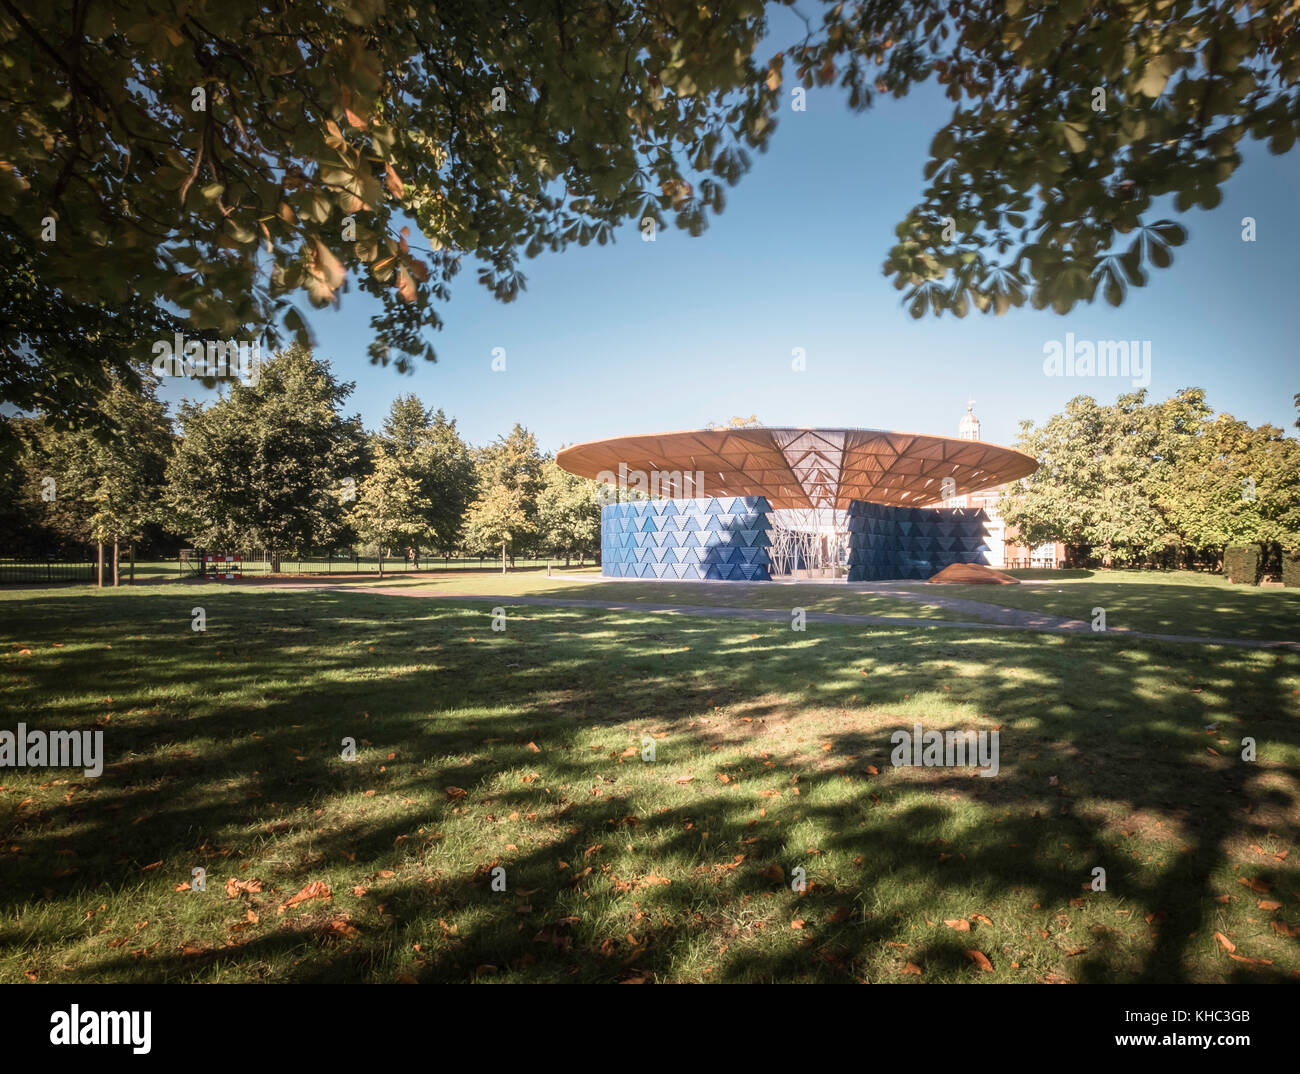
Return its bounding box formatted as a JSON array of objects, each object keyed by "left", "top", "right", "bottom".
[
  {"left": 1, "top": 586, "right": 1297, "bottom": 983},
  {"left": 98, "top": 558, "right": 569, "bottom": 584},
  {"left": 277, "top": 571, "right": 974, "bottom": 621},
  {"left": 907, "top": 568, "right": 1300, "bottom": 640}
]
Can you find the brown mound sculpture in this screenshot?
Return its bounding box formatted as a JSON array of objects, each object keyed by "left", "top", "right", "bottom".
[{"left": 927, "top": 563, "right": 1020, "bottom": 585}]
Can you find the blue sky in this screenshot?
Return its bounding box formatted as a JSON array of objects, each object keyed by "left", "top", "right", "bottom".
[{"left": 163, "top": 67, "right": 1300, "bottom": 454}]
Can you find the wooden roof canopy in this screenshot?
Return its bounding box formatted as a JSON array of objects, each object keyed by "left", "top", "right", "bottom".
[{"left": 555, "top": 427, "right": 1039, "bottom": 511}]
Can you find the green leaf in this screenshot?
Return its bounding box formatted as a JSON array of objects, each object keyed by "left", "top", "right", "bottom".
[
  {"left": 1148, "top": 220, "right": 1187, "bottom": 247},
  {"left": 1104, "top": 272, "right": 1124, "bottom": 307},
  {"left": 1138, "top": 55, "right": 1175, "bottom": 98}
]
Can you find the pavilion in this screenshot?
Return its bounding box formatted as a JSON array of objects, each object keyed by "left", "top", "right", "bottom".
[{"left": 555, "top": 426, "right": 1038, "bottom": 581}]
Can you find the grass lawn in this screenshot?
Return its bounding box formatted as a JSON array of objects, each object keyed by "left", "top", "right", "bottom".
[
  {"left": 107, "top": 565, "right": 972, "bottom": 622},
  {"left": 1, "top": 582, "right": 1297, "bottom": 984},
  {"left": 287, "top": 570, "right": 973, "bottom": 622},
  {"left": 97, "top": 562, "right": 1300, "bottom": 640},
  {"left": 904, "top": 568, "right": 1300, "bottom": 641},
  {"left": 118, "top": 558, "right": 563, "bottom": 584}
]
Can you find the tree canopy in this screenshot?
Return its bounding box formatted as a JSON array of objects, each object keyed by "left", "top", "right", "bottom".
[
  {"left": 536, "top": 458, "right": 602, "bottom": 565},
  {"left": 5, "top": 0, "right": 1296, "bottom": 425},
  {"left": 356, "top": 395, "right": 477, "bottom": 553},
  {"left": 0, "top": 0, "right": 774, "bottom": 406},
  {"left": 793, "top": 0, "right": 1299, "bottom": 317},
  {"left": 12, "top": 374, "right": 172, "bottom": 555},
  {"left": 999, "top": 387, "right": 1300, "bottom": 565},
  {"left": 165, "top": 344, "right": 366, "bottom": 553}
]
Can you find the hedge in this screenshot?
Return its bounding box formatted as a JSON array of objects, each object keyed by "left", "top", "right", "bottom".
[
  {"left": 1224, "top": 544, "right": 1262, "bottom": 585},
  {"left": 1283, "top": 548, "right": 1300, "bottom": 589}
]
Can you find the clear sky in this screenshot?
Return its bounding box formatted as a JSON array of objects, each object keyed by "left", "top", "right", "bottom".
[{"left": 160, "top": 59, "right": 1300, "bottom": 453}]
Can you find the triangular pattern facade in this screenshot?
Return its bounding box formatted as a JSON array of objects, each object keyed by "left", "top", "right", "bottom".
[
  {"left": 844, "top": 502, "right": 990, "bottom": 581},
  {"left": 601, "top": 498, "right": 773, "bottom": 581}
]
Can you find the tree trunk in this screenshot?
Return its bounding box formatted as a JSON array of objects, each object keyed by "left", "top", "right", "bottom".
[
  {"left": 378, "top": 546, "right": 385, "bottom": 579},
  {"left": 97, "top": 543, "right": 104, "bottom": 587},
  {"left": 501, "top": 539, "right": 507, "bottom": 574},
  {"left": 112, "top": 539, "right": 120, "bottom": 586},
  {"left": 129, "top": 544, "right": 135, "bottom": 585}
]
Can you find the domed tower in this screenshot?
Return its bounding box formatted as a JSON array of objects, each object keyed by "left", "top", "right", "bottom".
[{"left": 958, "top": 400, "right": 980, "bottom": 441}]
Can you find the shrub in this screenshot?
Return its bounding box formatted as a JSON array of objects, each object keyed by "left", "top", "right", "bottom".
[
  {"left": 1224, "top": 544, "right": 1262, "bottom": 585},
  {"left": 1282, "top": 548, "right": 1300, "bottom": 589}
]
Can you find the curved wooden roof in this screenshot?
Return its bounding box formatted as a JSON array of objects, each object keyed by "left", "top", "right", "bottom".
[{"left": 556, "top": 427, "right": 1038, "bottom": 510}]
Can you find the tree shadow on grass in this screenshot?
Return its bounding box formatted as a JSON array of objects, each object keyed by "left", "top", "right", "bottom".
[
  {"left": 0, "top": 587, "right": 1296, "bottom": 982},
  {"left": 929, "top": 578, "right": 1300, "bottom": 641}
]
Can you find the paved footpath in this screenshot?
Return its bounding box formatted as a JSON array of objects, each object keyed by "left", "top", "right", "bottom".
[{"left": 263, "top": 580, "right": 1300, "bottom": 652}]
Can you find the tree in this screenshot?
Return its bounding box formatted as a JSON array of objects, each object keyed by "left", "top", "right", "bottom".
[
  {"left": 792, "top": 0, "right": 1300, "bottom": 317},
  {"left": 463, "top": 485, "right": 533, "bottom": 574},
  {"left": 0, "top": 417, "right": 54, "bottom": 554},
  {"left": 165, "top": 345, "right": 366, "bottom": 566},
  {"left": 1, "top": 0, "right": 776, "bottom": 416},
  {"left": 350, "top": 443, "right": 432, "bottom": 577},
  {"left": 363, "top": 396, "right": 477, "bottom": 559},
  {"left": 0, "top": 233, "right": 188, "bottom": 443},
  {"left": 705, "top": 415, "right": 762, "bottom": 429},
  {"left": 1000, "top": 388, "right": 1300, "bottom": 570},
  {"left": 998, "top": 388, "right": 1211, "bottom": 565},
  {"left": 19, "top": 374, "right": 173, "bottom": 583},
  {"left": 381, "top": 394, "right": 436, "bottom": 456},
  {"left": 1162, "top": 413, "right": 1300, "bottom": 562},
  {"left": 417, "top": 410, "right": 478, "bottom": 553},
  {"left": 475, "top": 425, "right": 545, "bottom": 558},
  {"left": 9, "top": 0, "right": 1289, "bottom": 433},
  {"left": 536, "top": 459, "right": 602, "bottom": 566}
]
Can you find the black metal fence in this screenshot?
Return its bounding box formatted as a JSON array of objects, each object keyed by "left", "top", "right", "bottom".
[
  {"left": 0, "top": 559, "right": 98, "bottom": 584},
  {"left": 0, "top": 551, "right": 587, "bottom": 585},
  {"left": 269, "top": 554, "right": 555, "bottom": 574},
  {"left": 182, "top": 551, "right": 563, "bottom": 577}
]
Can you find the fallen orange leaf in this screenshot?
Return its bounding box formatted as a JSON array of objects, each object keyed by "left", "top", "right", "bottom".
[
  {"left": 280, "top": 880, "right": 332, "bottom": 914},
  {"left": 224, "top": 876, "right": 263, "bottom": 898}
]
